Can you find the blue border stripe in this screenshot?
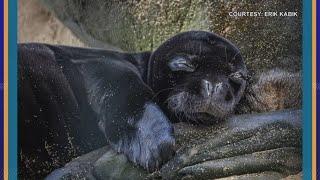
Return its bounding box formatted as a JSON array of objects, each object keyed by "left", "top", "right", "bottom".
[
  {"left": 302, "top": 0, "right": 312, "bottom": 179},
  {"left": 9, "top": 0, "right": 17, "bottom": 179}
]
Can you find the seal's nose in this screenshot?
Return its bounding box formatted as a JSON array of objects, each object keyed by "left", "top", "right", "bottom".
[
  {"left": 202, "top": 79, "right": 214, "bottom": 97},
  {"left": 202, "top": 80, "right": 234, "bottom": 102}
]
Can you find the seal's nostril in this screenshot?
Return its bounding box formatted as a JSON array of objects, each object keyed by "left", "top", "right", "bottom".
[
  {"left": 229, "top": 78, "right": 242, "bottom": 95},
  {"left": 202, "top": 79, "right": 213, "bottom": 97},
  {"left": 225, "top": 90, "right": 233, "bottom": 101}
]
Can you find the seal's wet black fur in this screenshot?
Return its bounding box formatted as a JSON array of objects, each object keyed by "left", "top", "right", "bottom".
[{"left": 18, "top": 31, "right": 247, "bottom": 178}]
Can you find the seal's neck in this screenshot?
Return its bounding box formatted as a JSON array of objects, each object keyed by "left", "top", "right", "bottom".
[{"left": 128, "top": 51, "right": 152, "bottom": 84}]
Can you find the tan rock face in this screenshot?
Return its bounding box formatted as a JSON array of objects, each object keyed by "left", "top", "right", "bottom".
[{"left": 18, "top": 0, "right": 85, "bottom": 47}]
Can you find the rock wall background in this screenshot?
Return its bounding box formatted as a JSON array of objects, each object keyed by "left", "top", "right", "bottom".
[
  {"left": 39, "top": 0, "right": 302, "bottom": 75},
  {"left": 20, "top": 0, "right": 302, "bottom": 76}
]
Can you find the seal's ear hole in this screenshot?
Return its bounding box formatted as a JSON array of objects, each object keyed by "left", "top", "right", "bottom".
[{"left": 168, "top": 56, "right": 195, "bottom": 72}]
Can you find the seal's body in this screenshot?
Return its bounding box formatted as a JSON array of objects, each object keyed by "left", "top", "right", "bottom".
[{"left": 19, "top": 31, "right": 248, "bottom": 178}]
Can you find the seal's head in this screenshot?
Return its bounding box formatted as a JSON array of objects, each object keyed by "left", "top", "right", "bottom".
[{"left": 148, "top": 31, "right": 248, "bottom": 123}]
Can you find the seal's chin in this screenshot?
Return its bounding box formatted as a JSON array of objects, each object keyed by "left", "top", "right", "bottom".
[
  {"left": 190, "top": 112, "right": 221, "bottom": 124},
  {"left": 166, "top": 92, "right": 236, "bottom": 123}
]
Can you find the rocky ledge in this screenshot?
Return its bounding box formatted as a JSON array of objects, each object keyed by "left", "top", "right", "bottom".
[{"left": 46, "top": 109, "right": 302, "bottom": 180}]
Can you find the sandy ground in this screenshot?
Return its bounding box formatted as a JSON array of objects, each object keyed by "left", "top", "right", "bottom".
[{"left": 18, "top": 0, "right": 85, "bottom": 47}]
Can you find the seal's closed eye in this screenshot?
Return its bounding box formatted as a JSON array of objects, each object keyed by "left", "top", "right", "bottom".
[{"left": 168, "top": 56, "right": 195, "bottom": 72}]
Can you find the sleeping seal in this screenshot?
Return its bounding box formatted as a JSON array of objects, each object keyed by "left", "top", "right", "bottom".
[{"left": 18, "top": 31, "right": 247, "bottom": 178}]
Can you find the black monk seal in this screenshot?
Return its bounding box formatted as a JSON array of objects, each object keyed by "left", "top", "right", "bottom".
[{"left": 18, "top": 31, "right": 248, "bottom": 178}]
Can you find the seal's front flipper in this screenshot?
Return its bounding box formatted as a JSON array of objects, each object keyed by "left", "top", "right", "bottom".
[
  {"left": 72, "top": 58, "right": 175, "bottom": 172},
  {"left": 111, "top": 102, "right": 176, "bottom": 172}
]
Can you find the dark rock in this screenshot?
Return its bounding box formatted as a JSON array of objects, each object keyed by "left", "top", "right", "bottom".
[
  {"left": 45, "top": 146, "right": 109, "bottom": 180},
  {"left": 46, "top": 109, "right": 302, "bottom": 180}
]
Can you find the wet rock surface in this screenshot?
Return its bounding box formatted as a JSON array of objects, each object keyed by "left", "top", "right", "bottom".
[
  {"left": 45, "top": 110, "right": 302, "bottom": 180},
  {"left": 39, "top": 0, "right": 302, "bottom": 74}
]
